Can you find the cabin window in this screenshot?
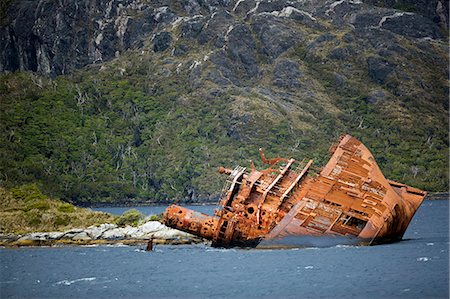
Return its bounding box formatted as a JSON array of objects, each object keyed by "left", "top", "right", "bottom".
[{"left": 343, "top": 216, "right": 367, "bottom": 230}]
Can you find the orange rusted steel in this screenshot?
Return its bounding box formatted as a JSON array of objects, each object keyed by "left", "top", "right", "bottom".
[{"left": 163, "top": 135, "right": 427, "bottom": 248}]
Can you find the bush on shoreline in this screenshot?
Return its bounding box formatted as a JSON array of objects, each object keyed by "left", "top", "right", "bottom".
[
  {"left": 0, "top": 184, "right": 116, "bottom": 234},
  {"left": 115, "top": 209, "right": 144, "bottom": 227}
]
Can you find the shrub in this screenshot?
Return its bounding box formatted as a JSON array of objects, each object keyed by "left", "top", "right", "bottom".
[
  {"left": 115, "top": 209, "right": 144, "bottom": 227},
  {"left": 148, "top": 213, "right": 163, "bottom": 222},
  {"left": 26, "top": 210, "right": 42, "bottom": 226},
  {"left": 11, "top": 184, "right": 46, "bottom": 202},
  {"left": 23, "top": 201, "right": 50, "bottom": 211},
  {"left": 54, "top": 215, "right": 70, "bottom": 227},
  {"left": 58, "top": 204, "right": 75, "bottom": 213}
]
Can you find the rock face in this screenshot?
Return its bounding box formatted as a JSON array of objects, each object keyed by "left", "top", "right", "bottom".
[
  {"left": 1, "top": 0, "right": 158, "bottom": 75},
  {"left": 1, "top": 0, "right": 447, "bottom": 76}
]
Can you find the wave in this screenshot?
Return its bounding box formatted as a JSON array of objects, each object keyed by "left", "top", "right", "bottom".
[{"left": 55, "top": 277, "right": 96, "bottom": 286}]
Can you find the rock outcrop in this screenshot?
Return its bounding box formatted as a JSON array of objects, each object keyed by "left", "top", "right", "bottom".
[{"left": 0, "top": 221, "right": 202, "bottom": 246}]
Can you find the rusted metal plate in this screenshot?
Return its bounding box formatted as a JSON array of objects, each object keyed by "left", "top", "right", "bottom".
[{"left": 163, "top": 135, "right": 427, "bottom": 248}]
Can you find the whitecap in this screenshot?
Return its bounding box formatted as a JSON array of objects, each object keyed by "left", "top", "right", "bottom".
[
  {"left": 304, "top": 266, "right": 314, "bottom": 269},
  {"left": 335, "top": 245, "right": 356, "bottom": 248},
  {"left": 416, "top": 257, "right": 429, "bottom": 262},
  {"left": 426, "top": 243, "right": 434, "bottom": 246},
  {"left": 55, "top": 277, "right": 96, "bottom": 286}
]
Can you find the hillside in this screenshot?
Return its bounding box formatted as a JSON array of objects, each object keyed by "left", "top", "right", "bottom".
[
  {"left": 0, "top": 184, "right": 115, "bottom": 234},
  {"left": 0, "top": 0, "right": 448, "bottom": 204}
]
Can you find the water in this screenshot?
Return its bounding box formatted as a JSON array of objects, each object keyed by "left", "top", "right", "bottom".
[
  {"left": 1, "top": 201, "right": 448, "bottom": 299},
  {"left": 90, "top": 204, "right": 216, "bottom": 216}
]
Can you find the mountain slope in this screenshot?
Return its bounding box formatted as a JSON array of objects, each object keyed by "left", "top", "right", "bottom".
[{"left": 0, "top": 0, "right": 448, "bottom": 204}]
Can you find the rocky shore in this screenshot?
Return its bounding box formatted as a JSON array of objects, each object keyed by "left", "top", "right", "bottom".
[{"left": 0, "top": 221, "right": 204, "bottom": 247}]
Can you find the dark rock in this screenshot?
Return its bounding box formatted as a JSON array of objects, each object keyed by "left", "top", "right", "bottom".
[
  {"left": 251, "top": 15, "right": 298, "bottom": 60},
  {"left": 210, "top": 50, "right": 241, "bottom": 85},
  {"left": 307, "top": 33, "right": 339, "bottom": 54},
  {"left": 207, "top": 69, "right": 232, "bottom": 86},
  {"left": 153, "top": 32, "right": 172, "bottom": 52},
  {"left": 363, "top": 0, "right": 449, "bottom": 31},
  {"left": 96, "top": 22, "right": 120, "bottom": 62},
  {"left": 225, "top": 24, "right": 259, "bottom": 78},
  {"left": 153, "top": 6, "right": 177, "bottom": 25},
  {"left": 342, "top": 32, "right": 355, "bottom": 43},
  {"left": 181, "top": 0, "right": 202, "bottom": 15},
  {"left": 367, "top": 56, "right": 395, "bottom": 84},
  {"left": 350, "top": 10, "right": 385, "bottom": 28},
  {"left": 351, "top": 10, "right": 444, "bottom": 39},
  {"left": 284, "top": 8, "right": 322, "bottom": 29},
  {"left": 272, "top": 59, "right": 302, "bottom": 88},
  {"left": 329, "top": 46, "right": 356, "bottom": 61},
  {"left": 232, "top": 0, "right": 256, "bottom": 16},
  {"left": 254, "top": 0, "right": 287, "bottom": 14},
  {"left": 315, "top": 33, "right": 337, "bottom": 43},
  {"left": 198, "top": 10, "right": 233, "bottom": 45},
  {"left": 354, "top": 28, "right": 397, "bottom": 53},
  {"left": 0, "top": 0, "right": 161, "bottom": 76},
  {"left": 382, "top": 13, "right": 443, "bottom": 39},
  {"left": 172, "top": 44, "right": 189, "bottom": 56},
  {"left": 124, "top": 17, "right": 154, "bottom": 49},
  {"left": 180, "top": 16, "right": 205, "bottom": 39}
]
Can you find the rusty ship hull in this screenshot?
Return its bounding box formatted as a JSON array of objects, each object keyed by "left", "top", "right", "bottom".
[{"left": 163, "top": 135, "right": 427, "bottom": 248}]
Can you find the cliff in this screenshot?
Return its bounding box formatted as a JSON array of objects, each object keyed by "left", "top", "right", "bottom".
[{"left": 1, "top": 0, "right": 448, "bottom": 76}]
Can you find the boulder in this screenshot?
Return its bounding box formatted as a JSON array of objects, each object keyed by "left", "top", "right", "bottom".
[
  {"left": 122, "top": 226, "right": 146, "bottom": 239},
  {"left": 152, "top": 227, "right": 194, "bottom": 239},
  {"left": 101, "top": 228, "right": 126, "bottom": 240},
  {"left": 72, "top": 232, "right": 92, "bottom": 241},
  {"left": 85, "top": 223, "right": 117, "bottom": 239},
  {"left": 153, "top": 32, "right": 172, "bottom": 52},
  {"left": 139, "top": 221, "right": 166, "bottom": 234}
]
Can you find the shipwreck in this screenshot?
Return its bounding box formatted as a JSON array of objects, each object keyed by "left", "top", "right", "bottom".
[{"left": 163, "top": 135, "right": 427, "bottom": 248}]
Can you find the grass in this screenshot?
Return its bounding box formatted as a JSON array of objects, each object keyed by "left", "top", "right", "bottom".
[{"left": 0, "top": 184, "right": 116, "bottom": 234}]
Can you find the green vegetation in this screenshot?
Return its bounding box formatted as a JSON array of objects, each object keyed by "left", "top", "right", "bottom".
[
  {"left": 0, "top": 184, "right": 116, "bottom": 234},
  {"left": 0, "top": 14, "right": 448, "bottom": 204},
  {"left": 148, "top": 213, "right": 164, "bottom": 222},
  {"left": 115, "top": 209, "right": 144, "bottom": 227}
]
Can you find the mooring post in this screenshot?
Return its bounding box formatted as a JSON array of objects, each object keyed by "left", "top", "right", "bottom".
[{"left": 146, "top": 238, "right": 153, "bottom": 251}]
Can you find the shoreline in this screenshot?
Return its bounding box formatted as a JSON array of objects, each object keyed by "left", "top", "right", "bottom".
[
  {"left": 0, "top": 221, "right": 204, "bottom": 248},
  {"left": 82, "top": 201, "right": 218, "bottom": 208},
  {"left": 0, "top": 238, "right": 204, "bottom": 248},
  {"left": 81, "top": 193, "right": 448, "bottom": 208}
]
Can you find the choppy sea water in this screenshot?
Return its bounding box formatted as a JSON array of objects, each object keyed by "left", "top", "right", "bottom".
[{"left": 1, "top": 201, "right": 448, "bottom": 299}]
